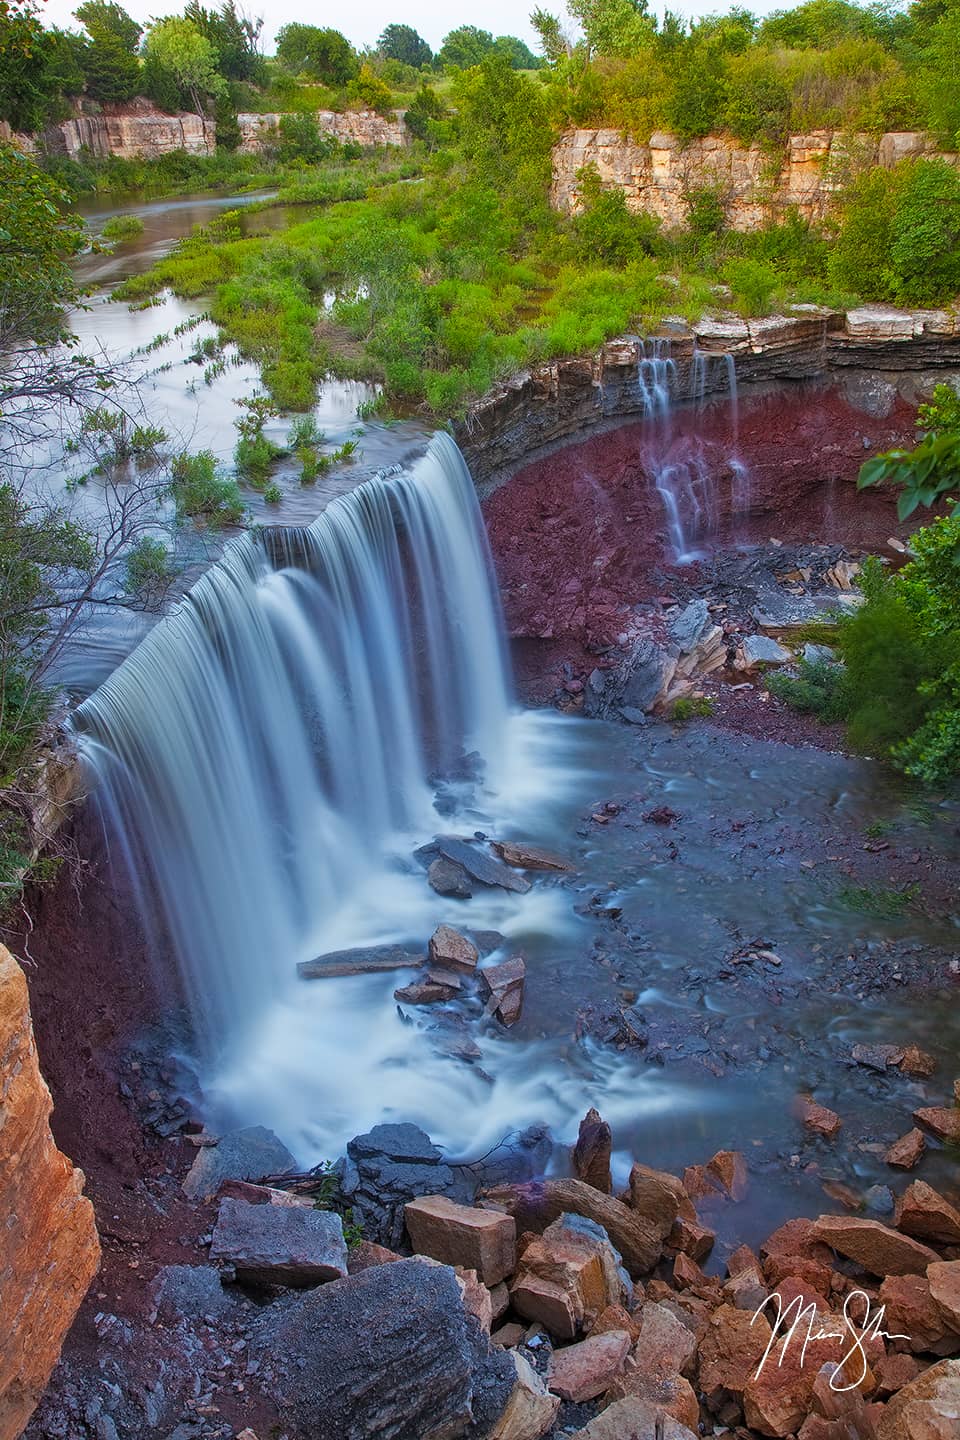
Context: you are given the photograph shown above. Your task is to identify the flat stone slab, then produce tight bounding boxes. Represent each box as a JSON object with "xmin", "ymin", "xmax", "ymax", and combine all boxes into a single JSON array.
[
  {"xmin": 434, "ymin": 836, "xmax": 532, "ymax": 893},
  {"xmin": 210, "ymin": 1197, "xmax": 347, "ymax": 1286},
  {"xmin": 742, "ymin": 634, "xmax": 792, "ymax": 668},
  {"xmin": 347, "ymin": 1123, "xmax": 444, "ymax": 1164},
  {"xmin": 298, "ymin": 944, "xmax": 423, "ymax": 979},
  {"xmin": 491, "ymin": 840, "xmax": 574, "ymax": 872},
  {"xmin": 751, "ymin": 590, "xmax": 843, "ymax": 629}
]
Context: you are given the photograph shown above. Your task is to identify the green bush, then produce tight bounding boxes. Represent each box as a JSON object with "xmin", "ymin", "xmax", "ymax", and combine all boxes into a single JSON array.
[
  {"xmin": 101, "ymin": 213, "xmax": 145, "ymax": 242},
  {"xmin": 125, "ymin": 535, "xmax": 174, "ymax": 604},
  {"xmin": 767, "ymin": 658, "xmax": 849, "ymax": 720},
  {"xmin": 723, "ymin": 256, "xmax": 779, "ymax": 315},
  {"xmin": 170, "ymin": 450, "xmax": 245, "ymax": 526},
  {"xmin": 574, "ymin": 164, "xmax": 663, "ymax": 265}
]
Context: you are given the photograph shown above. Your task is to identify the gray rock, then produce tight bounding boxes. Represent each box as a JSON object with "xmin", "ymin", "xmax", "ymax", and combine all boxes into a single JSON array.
[
  {"xmin": 340, "ymin": 1123, "xmax": 470, "ymax": 1247},
  {"xmin": 434, "ymin": 836, "xmax": 532, "ymax": 894},
  {"xmin": 210, "ymin": 1197, "xmax": 347, "ymax": 1286},
  {"xmin": 619, "ymin": 706, "xmax": 647, "ymax": 725},
  {"xmin": 298, "ymin": 944, "xmax": 423, "ymax": 979},
  {"xmin": 741, "ymin": 633, "xmax": 792, "ymax": 668},
  {"xmin": 669, "ymin": 598, "xmax": 711, "ymax": 653},
  {"xmin": 253, "ymin": 1258, "xmax": 516, "ymax": 1440},
  {"xmin": 149, "ymin": 1265, "xmax": 238, "ymax": 1324},
  {"xmin": 427, "ymin": 856, "xmax": 474, "ymax": 898},
  {"xmin": 348, "ymin": 1123, "xmax": 443, "ymax": 1164},
  {"xmin": 802, "ymin": 641, "xmax": 837, "ymax": 665},
  {"xmin": 182, "ymin": 1125, "xmax": 297, "ymax": 1201},
  {"xmin": 619, "ymin": 637, "xmax": 675, "ymax": 714},
  {"xmin": 751, "ymin": 589, "xmax": 840, "ymax": 629}
]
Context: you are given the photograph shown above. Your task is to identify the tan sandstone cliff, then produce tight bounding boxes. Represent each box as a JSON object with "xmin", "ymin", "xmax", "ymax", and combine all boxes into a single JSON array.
[
  {"xmin": 0, "ymin": 944, "xmax": 99, "ymax": 1440},
  {"xmin": 552, "ymin": 127, "xmax": 960, "ymax": 230}
]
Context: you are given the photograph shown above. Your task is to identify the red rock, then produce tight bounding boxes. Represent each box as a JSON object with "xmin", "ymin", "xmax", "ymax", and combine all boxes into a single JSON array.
[
  {"xmin": 217, "ymin": 1179, "xmax": 312, "ymax": 1207},
  {"xmin": 811, "ymin": 1215, "xmax": 938, "ymax": 1276},
  {"xmin": 588, "ymin": 1303, "xmax": 641, "ymax": 1343},
  {"xmin": 509, "ymin": 1229, "xmax": 607, "ymax": 1341},
  {"xmin": 632, "ymin": 1300, "xmax": 697, "ymax": 1379},
  {"xmin": 761, "ymin": 1219, "xmax": 835, "ymax": 1297},
  {"xmin": 914, "ymin": 1107, "xmax": 960, "ymax": 1145},
  {"xmin": 427, "ymin": 924, "xmax": 478, "ymax": 975},
  {"xmin": 482, "ymin": 1177, "xmax": 661, "ymax": 1278},
  {"xmin": 572, "ymin": 1107, "xmax": 612, "ymax": 1194},
  {"xmin": 743, "ymin": 1318, "xmax": 876, "ymax": 1439},
  {"xmin": 490, "ymin": 1281, "xmax": 509, "ymax": 1323},
  {"xmin": 682, "ymin": 1163, "xmax": 718, "ymax": 1201},
  {"xmin": 0, "ymin": 946, "xmax": 100, "ymax": 1440},
  {"xmin": 455, "ymin": 1267, "xmax": 493, "ymax": 1332},
  {"xmin": 610, "ymin": 1374, "xmax": 700, "ymax": 1431},
  {"xmin": 490, "ymin": 840, "xmax": 573, "ymax": 872},
  {"xmin": 569, "ymin": 1397, "xmax": 698, "ymax": 1438},
  {"xmin": 928, "ymin": 1260, "xmax": 960, "ymax": 1333},
  {"xmin": 669, "ymin": 1213, "xmax": 715, "ymax": 1262},
  {"xmin": 728, "ymin": 1244, "xmax": 763, "ymax": 1280},
  {"xmin": 798, "ymin": 1096, "xmax": 843, "ymax": 1138},
  {"xmin": 491, "ymin": 1321, "xmax": 526, "ymax": 1349},
  {"xmin": 706, "ymin": 1149, "xmax": 749, "ymax": 1201},
  {"xmin": 626, "ymin": 1163, "xmax": 686, "ymax": 1238},
  {"xmin": 874, "ymin": 1351, "xmax": 923, "ymax": 1397},
  {"xmin": 899, "ymin": 1046, "xmax": 937, "ymax": 1078},
  {"xmin": 480, "ymin": 957, "xmax": 526, "ymax": 1027},
  {"xmin": 673, "ymin": 1252, "xmax": 705, "ymax": 1290},
  {"xmin": 547, "ymin": 1330, "xmax": 631, "ymax": 1402},
  {"xmin": 394, "ymin": 981, "xmax": 455, "ymax": 1004},
  {"xmin": 886, "ymin": 1129, "xmax": 926, "ymax": 1170},
  {"xmin": 876, "ymin": 1358, "xmax": 960, "ymax": 1439},
  {"xmin": 487, "ymin": 1350, "xmax": 560, "ymax": 1440},
  {"xmin": 895, "ymin": 1181, "xmax": 960, "ymax": 1246},
  {"xmin": 510, "ymin": 1273, "xmax": 578, "ymax": 1341},
  {"xmin": 878, "ymin": 1273, "xmax": 956, "ymax": 1354},
  {"xmin": 404, "ymin": 1195, "xmax": 516, "ymax": 1285},
  {"xmin": 348, "ymin": 1241, "xmax": 403, "ymax": 1274},
  {"xmin": 698, "ymin": 1302, "xmax": 774, "ymax": 1409}
]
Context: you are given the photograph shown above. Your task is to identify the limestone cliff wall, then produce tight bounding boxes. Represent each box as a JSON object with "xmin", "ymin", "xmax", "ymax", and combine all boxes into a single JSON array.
[
  {"xmin": 551, "ymin": 127, "xmax": 959, "ymax": 230},
  {"xmin": 455, "ymin": 305, "xmax": 960, "ymax": 490},
  {"xmin": 0, "ymin": 944, "xmax": 99, "ymax": 1440},
  {"xmin": 237, "ymin": 108, "xmax": 408, "ymax": 152}
]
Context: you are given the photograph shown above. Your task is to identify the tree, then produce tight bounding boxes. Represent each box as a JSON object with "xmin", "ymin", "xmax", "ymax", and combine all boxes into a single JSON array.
[
  {"xmin": 567, "ymin": 0, "xmax": 654, "ymax": 57},
  {"xmin": 275, "ymin": 24, "xmax": 358, "ymax": 84},
  {"xmin": 531, "ymin": 8, "xmax": 570, "ymax": 63},
  {"xmin": 0, "ymin": 145, "xmax": 83, "ymax": 344},
  {"xmin": 74, "ymin": 0, "xmax": 141, "ymax": 51},
  {"xmin": 0, "ymin": 0, "xmax": 74, "ymax": 130},
  {"xmin": 142, "ymin": 17, "xmax": 225, "ymax": 115},
  {"xmin": 438, "ymin": 25, "xmax": 495, "ymax": 69},
  {"xmin": 492, "ymin": 34, "xmax": 544, "ymax": 68},
  {"xmin": 184, "ymin": 0, "xmax": 265, "ymax": 84},
  {"xmin": 378, "ymin": 22, "xmax": 432, "ymax": 68}
]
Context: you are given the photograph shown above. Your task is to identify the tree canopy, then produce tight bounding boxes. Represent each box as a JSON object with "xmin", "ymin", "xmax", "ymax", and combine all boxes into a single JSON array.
[{"xmin": 378, "ymin": 22, "xmax": 432, "ymax": 68}]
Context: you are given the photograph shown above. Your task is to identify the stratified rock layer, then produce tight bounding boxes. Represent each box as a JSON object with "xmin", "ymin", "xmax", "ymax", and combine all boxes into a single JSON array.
[{"xmin": 0, "ymin": 944, "xmax": 100, "ymax": 1440}]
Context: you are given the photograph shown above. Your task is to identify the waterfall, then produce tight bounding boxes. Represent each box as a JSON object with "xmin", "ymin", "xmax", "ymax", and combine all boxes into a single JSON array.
[
  {"xmin": 692, "ymin": 347, "xmax": 752, "ymax": 526},
  {"xmin": 73, "ymin": 432, "xmax": 512, "ymax": 1063}
]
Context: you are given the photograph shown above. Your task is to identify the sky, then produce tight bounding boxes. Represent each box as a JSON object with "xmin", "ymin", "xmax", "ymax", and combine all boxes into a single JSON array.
[{"xmin": 37, "ymin": 0, "xmax": 791, "ymax": 55}]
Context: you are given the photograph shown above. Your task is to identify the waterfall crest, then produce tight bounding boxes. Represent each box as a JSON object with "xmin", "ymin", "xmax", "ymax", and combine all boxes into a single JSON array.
[{"xmin": 73, "ymin": 432, "xmax": 512, "ymax": 1061}]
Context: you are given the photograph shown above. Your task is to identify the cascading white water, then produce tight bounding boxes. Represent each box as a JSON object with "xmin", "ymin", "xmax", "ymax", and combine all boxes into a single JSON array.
[
  {"xmin": 638, "ymin": 339, "xmax": 721, "ymax": 562},
  {"xmin": 691, "ymin": 347, "xmax": 752, "ymax": 525},
  {"xmin": 73, "ymin": 432, "xmax": 512, "ymax": 1060}
]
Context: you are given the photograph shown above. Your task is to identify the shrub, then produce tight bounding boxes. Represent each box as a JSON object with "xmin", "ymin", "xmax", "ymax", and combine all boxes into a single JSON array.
[
  {"xmin": 101, "ymin": 213, "xmax": 145, "ymax": 242},
  {"xmin": 574, "ymin": 164, "xmax": 663, "ymax": 265},
  {"xmin": 169, "ymin": 450, "xmax": 245, "ymax": 526},
  {"xmin": 767, "ymin": 658, "xmax": 849, "ymax": 720},
  {"xmin": 125, "ymin": 536, "xmax": 174, "ymax": 605},
  {"xmin": 263, "ymin": 483, "xmax": 282, "ymax": 503},
  {"xmin": 723, "ymin": 256, "xmax": 779, "ymax": 315},
  {"xmin": 671, "ymin": 695, "xmax": 716, "ymax": 721}
]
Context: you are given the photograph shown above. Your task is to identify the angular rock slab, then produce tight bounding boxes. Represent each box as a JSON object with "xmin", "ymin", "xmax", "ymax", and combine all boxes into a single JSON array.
[
  {"xmin": 811, "ymin": 1214, "xmax": 938, "ymax": 1276},
  {"xmin": 404, "ymin": 1195, "xmax": 517, "ymax": 1286},
  {"xmin": 182, "ymin": 1126, "xmax": 297, "ymax": 1201},
  {"xmin": 435, "ymin": 836, "xmax": 533, "ymax": 893},
  {"xmin": 876, "ymin": 1358, "xmax": 960, "ymax": 1440},
  {"xmin": 298, "ymin": 944, "xmax": 422, "ymax": 979},
  {"xmin": 210, "ymin": 1197, "xmax": 348, "ymax": 1286},
  {"xmin": 568, "ymin": 1397, "xmax": 698, "ymax": 1439},
  {"xmin": 252, "ymin": 1257, "xmax": 515, "ymax": 1440}
]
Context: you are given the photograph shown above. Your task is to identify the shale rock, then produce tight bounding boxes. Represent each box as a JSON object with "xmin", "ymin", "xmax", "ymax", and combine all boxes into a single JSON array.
[
  {"xmin": 149, "ymin": 1264, "xmax": 240, "ymax": 1324},
  {"xmin": 878, "ymin": 1273, "xmax": 958, "ymax": 1355},
  {"xmin": 740, "ymin": 634, "xmax": 792, "ymax": 669},
  {"xmin": 797, "ymin": 1096, "xmax": 843, "ymax": 1138},
  {"xmin": 886, "ymin": 1129, "xmax": 926, "ymax": 1170},
  {"xmin": 404, "ymin": 1195, "xmax": 516, "ymax": 1285},
  {"xmin": 490, "ymin": 840, "xmax": 573, "ymax": 872},
  {"xmin": 811, "ymin": 1214, "xmax": 938, "ymax": 1276},
  {"xmin": 210, "ymin": 1196, "xmax": 348, "ymax": 1286},
  {"xmin": 914, "ymin": 1107, "xmax": 960, "ymax": 1146},
  {"xmin": 427, "ymin": 856, "xmax": 473, "ymax": 897},
  {"xmin": 298, "ymin": 944, "xmax": 423, "ymax": 979},
  {"xmin": 481, "ymin": 956, "xmax": 526, "ymax": 1027},
  {"xmin": 0, "ymin": 946, "xmax": 99, "ymax": 1440},
  {"xmin": 338, "ymin": 1123, "xmax": 469, "ymax": 1248},
  {"xmin": 434, "ymin": 836, "xmax": 532, "ymax": 893},
  {"xmin": 182, "ymin": 1125, "xmax": 297, "ymax": 1201},
  {"xmin": 253, "ymin": 1257, "xmax": 516, "ymax": 1440},
  {"xmin": 928, "ymin": 1260, "xmax": 960, "ymax": 1333},
  {"xmin": 428, "ymin": 924, "xmax": 479, "ymax": 975}
]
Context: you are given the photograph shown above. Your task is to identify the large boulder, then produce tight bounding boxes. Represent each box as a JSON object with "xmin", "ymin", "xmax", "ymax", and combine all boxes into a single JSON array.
[
  {"xmin": 404, "ymin": 1195, "xmax": 516, "ymax": 1285},
  {"xmin": 338, "ymin": 1123, "xmax": 470, "ymax": 1248},
  {"xmin": 876, "ymin": 1358, "xmax": 960, "ymax": 1439},
  {"xmin": 182, "ymin": 1125, "xmax": 297, "ymax": 1201},
  {"xmin": 0, "ymin": 946, "xmax": 100, "ymax": 1440},
  {"xmin": 509, "ymin": 1213, "xmax": 627, "ymax": 1341},
  {"xmin": 253, "ymin": 1257, "xmax": 516, "ymax": 1440},
  {"xmin": 209, "ymin": 1196, "xmax": 348, "ymax": 1286},
  {"xmin": 625, "ymin": 1163, "xmax": 687, "ymax": 1239}
]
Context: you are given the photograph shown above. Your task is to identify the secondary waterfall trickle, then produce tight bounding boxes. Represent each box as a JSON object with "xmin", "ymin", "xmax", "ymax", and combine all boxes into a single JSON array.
[{"xmin": 73, "ymin": 432, "xmax": 512, "ymax": 1062}]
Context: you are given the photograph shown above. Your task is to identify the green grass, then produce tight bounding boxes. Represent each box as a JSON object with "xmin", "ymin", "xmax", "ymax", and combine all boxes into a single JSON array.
[
  {"xmin": 101, "ymin": 214, "xmax": 145, "ymax": 242},
  {"xmin": 837, "ymin": 883, "xmax": 921, "ymax": 919}
]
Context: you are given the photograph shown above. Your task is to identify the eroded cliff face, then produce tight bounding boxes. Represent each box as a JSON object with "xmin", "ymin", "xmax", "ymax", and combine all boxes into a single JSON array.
[
  {"xmin": 0, "ymin": 945, "xmax": 100, "ymax": 1440},
  {"xmin": 237, "ymin": 108, "xmax": 408, "ymax": 151},
  {"xmin": 551, "ymin": 127, "xmax": 960, "ymax": 229}
]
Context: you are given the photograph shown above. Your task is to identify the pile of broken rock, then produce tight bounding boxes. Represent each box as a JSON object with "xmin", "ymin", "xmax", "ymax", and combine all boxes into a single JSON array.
[{"xmin": 176, "ymin": 1103, "xmax": 960, "ymax": 1440}]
